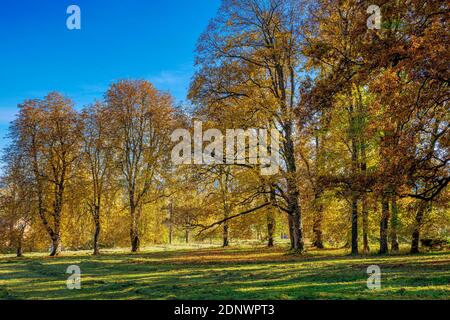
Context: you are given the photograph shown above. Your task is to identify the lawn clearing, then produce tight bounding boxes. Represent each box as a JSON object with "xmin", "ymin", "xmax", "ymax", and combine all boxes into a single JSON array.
[{"xmin": 0, "ymin": 246, "xmax": 449, "ymax": 300}]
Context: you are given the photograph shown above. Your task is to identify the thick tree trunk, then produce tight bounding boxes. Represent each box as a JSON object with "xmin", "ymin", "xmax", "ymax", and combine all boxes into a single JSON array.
[
  {"xmin": 267, "ymin": 212, "xmax": 275, "ymax": 248},
  {"xmin": 131, "ymin": 234, "xmax": 140, "ymax": 252},
  {"xmin": 168, "ymin": 201, "xmax": 173, "ymax": 245},
  {"xmin": 16, "ymin": 243, "xmax": 23, "ymax": 258},
  {"xmin": 130, "ymin": 204, "xmax": 140, "ymax": 253},
  {"xmin": 362, "ymin": 194, "xmax": 370, "ymax": 253},
  {"xmin": 92, "ymin": 201, "xmax": 101, "ymax": 255},
  {"xmin": 286, "ymin": 173, "xmax": 304, "ymax": 252},
  {"xmin": 349, "ymin": 101, "xmax": 359, "ymax": 255},
  {"xmin": 411, "ymin": 202, "xmax": 427, "ymax": 254},
  {"xmin": 223, "ymin": 222, "xmax": 229, "ymax": 247},
  {"xmin": 360, "ymin": 128, "xmax": 370, "ymax": 254},
  {"xmin": 185, "ymin": 228, "xmax": 190, "ymax": 244},
  {"xmin": 287, "ymin": 215, "xmax": 294, "ymax": 249},
  {"xmin": 49, "ymin": 233, "xmax": 61, "ymax": 257},
  {"xmin": 351, "ymin": 192, "xmax": 359, "ymax": 255},
  {"xmin": 284, "ymin": 121, "xmax": 304, "ymax": 253},
  {"xmin": 390, "ymin": 194, "xmax": 399, "ymax": 253},
  {"xmin": 93, "ymin": 221, "xmax": 101, "ymax": 256},
  {"xmin": 291, "ymin": 207, "xmax": 303, "ymax": 252},
  {"xmin": 379, "ymin": 194, "xmax": 390, "ymax": 254}
]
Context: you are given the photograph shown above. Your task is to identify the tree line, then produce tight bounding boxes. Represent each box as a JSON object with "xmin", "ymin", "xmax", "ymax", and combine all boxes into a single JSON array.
[{"xmin": 0, "ymin": 0, "xmax": 448, "ymax": 257}]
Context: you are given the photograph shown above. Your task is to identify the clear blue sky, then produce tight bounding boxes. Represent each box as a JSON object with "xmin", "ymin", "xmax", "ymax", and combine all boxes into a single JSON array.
[{"xmin": 0, "ymin": 0, "xmax": 221, "ymax": 160}]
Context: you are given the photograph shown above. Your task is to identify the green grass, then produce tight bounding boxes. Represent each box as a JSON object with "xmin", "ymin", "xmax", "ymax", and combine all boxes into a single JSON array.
[{"xmin": 0, "ymin": 245, "xmax": 449, "ymax": 300}]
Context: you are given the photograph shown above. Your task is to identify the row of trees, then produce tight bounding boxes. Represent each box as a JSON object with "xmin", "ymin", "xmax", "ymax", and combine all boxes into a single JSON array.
[
  {"xmin": 1, "ymin": 0, "xmax": 448, "ymax": 257},
  {"xmin": 1, "ymin": 82, "xmax": 176, "ymax": 256}
]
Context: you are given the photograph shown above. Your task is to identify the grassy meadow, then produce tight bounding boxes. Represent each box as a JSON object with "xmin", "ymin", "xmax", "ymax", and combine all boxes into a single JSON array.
[{"xmin": 0, "ymin": 245, "xmax": 448, "ymax": 300}]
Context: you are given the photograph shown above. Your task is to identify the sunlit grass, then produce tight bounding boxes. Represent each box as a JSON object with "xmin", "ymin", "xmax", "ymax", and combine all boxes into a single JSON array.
[{"xmin": 0, "ymin": 245, "xmax": 448, "ymax": 300}]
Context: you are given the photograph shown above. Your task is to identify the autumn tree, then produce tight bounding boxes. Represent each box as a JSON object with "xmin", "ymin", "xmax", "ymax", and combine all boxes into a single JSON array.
[
  {"xmin": 81, "ymin": 102, "xmax": 114, "ymax": 255},
  {"xmin": 106, "ymin": 80, "xmax": 175, "ymax": 252},
  {"xmin": 10, "ymin": 93, "xmax": 81, "ymax": 256},
  {"xmin": 0, "ymin": 151, "xmax": 33, "ymax": 257},
  {"xmin": 190, "ymin": 0, "xmax": 307, "ymax": 252}
]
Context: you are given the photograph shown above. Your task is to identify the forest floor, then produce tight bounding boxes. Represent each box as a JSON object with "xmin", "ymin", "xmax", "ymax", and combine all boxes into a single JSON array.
[{"xmin": 0, "ymin": 245, "xmax": 449, "ymax": 300}]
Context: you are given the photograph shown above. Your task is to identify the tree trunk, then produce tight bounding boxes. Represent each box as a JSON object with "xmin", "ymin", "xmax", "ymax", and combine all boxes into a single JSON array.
[
  {"xmin": 267, "ymin": 212, "xmax": 275, "ymax": 248},
  {"xmin": 411, "ymin": 202, "xmax": 428, "ymax": 254},
  {"xmin": 130, "ymin": 204, "xmax": 140, "ymax": 253},
  {"xmin": 286, "ymin": 175, "xmax": 304, "ymax": 252},
  {"xmin": 16, "ymin": 242, "xmax": 23, "ymax": 258},
  {"xmin": 223, "ymin": 222, "xmax": 229, "ymax": 247},
  {"xmin": 168, "ymin": 201, "xmax": 173, "ymax": 245},
  {"xmin": 348, "ymin": 100, "xmax": 360, "ymax": 256},
  {"xmin": 362, "ymin": 194, "xmax": 370, "ymax": 253},
  {"xmin": 185, "ymin": 228, "xmax": 190, "ymax": 244},
  {"xmin": 390, "ymin": 194, "xmax": 399, "ymax": 253},
  {"xmin": 351, "ymin": 192, "xmax": 359, "ymax": 255},
  {"xmin": 291, "ymin": 207, "xmax": 303, "ymax": 252},
  {"xmin": 93, "ymin": 220, "xmax": 101, "ymax": 256},
  {"xmin": 131, "ymin": 234, "xmax": 140, "ymax": 252},
  {"xmin": 284, "ymin": 121, "xmax": 304, "ymax": 253},
  {"xmin": 49, "ymin": 233, "xmax": 61, "ymax": 257},
  {"xmin": 360, "ymin": 125, "xmax": 370, "ymax": 254},
  {"xmin": 379, "ymin": 194, "xmax": 390, "ymax": 254},
  {"xmin": 287, "ymin": 215, "xmax": 294, "ymax": 249}
]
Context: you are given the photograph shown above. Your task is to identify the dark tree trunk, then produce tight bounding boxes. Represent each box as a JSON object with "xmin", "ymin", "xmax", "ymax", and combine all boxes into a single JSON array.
[
  {"xmin": 49, "ymin": 234, "xmax": 61, "ymax": 257},
  {"xmin": 390, "ymin": 194, "xmax": 399, "ymax": 253},
  {"xmin": 286, "ymin": 174, "xmax": 304, "ymax": 252},
  {"xmin": 92, "ymin": 201, "xmax": 101, "ymax": 256},
  {"xmin": 284, "ymin": 121, "xmax": 304, "ymax": 253},
  {"xmin": 411, "ymin": 202, "xmax": 428, "ymax": 254},
  {"xmin": 93, "ymin": 222, "xmax": 101, "ymax": 255},
  {"xmin": 379, "ymin": 194, "xmax": 390, "ymax": 254},
  {"xmin": 362, "ymin": 194, "xmax": 370, "ymax": 253},
  {"xmin": 351, "ymin": 192, "xmax": 359, "ymax": 255},
  {"xmin": 267, "ymin": 213, "xmax": 275, "ymax": 248},
  {"xmin": 16, "ymin": 244, "xmax": 23, "ymax": 258},
  {"xmin": 168, "ymin": 201, "xmax": 173, "ymax": 245},
  {"xmin": 131, "ymin": 234, "xmax": 140, "ymax": 252},
  {"xmin": 287, "ymin": 215, "xmax": 294, "ymax": 249},
  {"xmin": 349, "ymin": 100, "xmax": 359, "ymax": 255},
  {"xmin": 223, "ymin": 222, "xmax": 229, "ymax": 247},
  {"xmin": 185, "ymin": 228, "xmax": 190, "ymax": 244},
  {"xmin": 128, "ymin": 192, "xmax": 140, "ymax": 253},
  {"xmin": 291, "ymin": 208, "xmax": 303, "ymax": 252},
  {"xmin": 360, "ymin": 129, "xmax": 370, "ymax": 254},
  {"xmin": 130, "ymin": 203, "xmax": 141, "ymax": 253}
]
